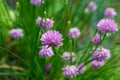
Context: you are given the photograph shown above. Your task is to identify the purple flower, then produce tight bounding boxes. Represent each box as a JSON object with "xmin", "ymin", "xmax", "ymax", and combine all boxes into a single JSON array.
[
  {"xmin": 41, "ymin": 30, "xmax": 63, "ymax": 47},
  {"xmin": 68, "ymin": 28, "xmax": 81, "ymax": 38},
  {"xmin": 30, "ymin": 0, "xmax": 42, "ymax": 6},
  {"xmin": 36, "ymin": 17, "xmax": 42, "ymax": 26},
  {"xmin": 105, "ymin": 7, "xmax": 117, "ymax": 18},
  {"xmin": 92, "ymin": 33, "xmax": 101, "ymax": 45},
  {"xmin": 97, "ymin": 18, "xmax": 118, "ymax": 33},
  {"xmin": 93, "ymin": 46, "xmax": 111, "ymax": 61},
  {"xmin": 9, "ymin": 28, "xmax": 23, "ymax": 39},
  {"xmin": 62, "ymin": 52, "xmax": 76, "ymax": 62},
  {"xmin": 36, "ymin": 17, "xmax": 54, "ymax": 29},
  {"xmin": 85, "ymin": 1, "xmax": 97, "ymax": 12},
  {"xmin": 77, "ymin": 63, "xmax": 86, "ymax": 74},
  {"xmin": 39, "ymin": 45, "xmax": 54, "ymax": 58},
  {"xmin": 45, "ymin": 64, "xmax": 52, "ymax": 74},
  {"xmin": 62, "ymin": 65, "xmax": 79, "ymax": 78},
  {"xmin": 91, "ymin": 60, "xmax": 105, "ymax": 68},
  {"xmin": 45, "ymin": 18, "xmax": 54, "ymax": 29}
]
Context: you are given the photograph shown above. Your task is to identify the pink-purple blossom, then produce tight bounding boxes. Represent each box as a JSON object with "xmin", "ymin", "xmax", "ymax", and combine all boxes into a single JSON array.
[
  {"xmin": 91, "ymin": 60, "xmax": 105, "ymax": 68},
  {"xmin": 36, "ymin": 17, "xmax": 42, "ymax": 26},
  {"xmin": 36, "ymin": 17, "xmax": 54, "ymax": 29},
  {"xmin": 30, "ymin": 0, "xmax": 42, "ymax": 6},
  {"xmin": 9, "ymin": 28, "xmax": 23, "ymax": 39},
  {"xmin": 77, "ymin": 63, "xmax": 86, "ymax": 74},
  {"xmin": 92, "ymin": 33, "xmax": 101, "ymax": 45},
  {"xmin": 45, "ymin": 64, "xmax": 52, "ymax": 74},
  {"xmin": 62, "ymin": 65, "xmax": 79, "ymax": 78},
  {"xmin": 85, "ymin": 1, "xmax": 97, "ymax": 12},
  {"xmin": 97, "ymin": 18, "xmax": 118, "ymax": 33},
  {"xmin": 92, "ymin": 47, "xmax": 111, "ymax": 61},
  {"xmin": 105, "ymin": 7, "xmax": 117, "ymax": 18},
  {"xmin": 62, "ymin": 52, "xmax": 76, "ymax": 62},
  {"xmin": 45, "ymin": 18, "xmax": 54, "ymax": 29},
  {"xmin": 41, "ymin": 30, "xmax": 63, "ymax": 47},
  {"xmin": 68, "ymin": 28, "xmax": 81, "ymax": 38},
  {"xmin": 39, "ymin": 45, "xmax": 54, "ymax": 58}
]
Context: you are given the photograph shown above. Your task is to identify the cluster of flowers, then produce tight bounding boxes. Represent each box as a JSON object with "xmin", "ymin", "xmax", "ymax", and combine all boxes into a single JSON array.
[
  {"xmin": 85, "ymin": 1, "xmax": 117, "ymax": 19},
  {"xmin": 91, "ymin": 46, "xmax": 111, "ymax": 68},
  {"xmin": 39, "ymin": 23, "xmax": 80, "ymax": 58},
  {"xmin": 89, "ymin": 1, "xmax": 118, "ymax": 69},
  {"xmin": 8, "ymin": 0, "xmax": 118, "ymax": 79},
  {"xmin": 37, "ymin": 18, "xmax": 83, "ymax": 78},
  {"xmin": 62, "ymin": 63, "xmax": 85, "ymax": 78},
  {"xmin": 36, "ymin": 17, "xmax": 54, "ymax": 30}
]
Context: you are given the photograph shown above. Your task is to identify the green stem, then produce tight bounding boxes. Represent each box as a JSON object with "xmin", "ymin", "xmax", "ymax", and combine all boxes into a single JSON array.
[
  {"xmin": 100, "ymin": 33, "xmax": 107, "ymax": 45},
  {"xmin": 69, "ymin": 40, "xmax": 72, "ymax": 65},
  {"xmin": 78, "ymin": 29, "xmax": 98, "ymax": 64},
  {"xmin": 53, "ymin": 47, "xmax": 62, "ymax": 58}
]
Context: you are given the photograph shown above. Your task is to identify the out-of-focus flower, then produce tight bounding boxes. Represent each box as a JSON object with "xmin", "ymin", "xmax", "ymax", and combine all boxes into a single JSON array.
[
  {"xmin": 45, "ymin": 63, "xmax": 52, "ymax": 74},
  {"xmin": 36, "ymin": 17, "xmax": 54, "ymax": 29},
  {"xmin": 91, "ymin": 60, "xmax": 105, "ymax": 68},
  {"xmin": 105, "ymin": 7, "xmax": 117, "ymax": 18},
  {"xmin": 62, "ymin": 65, "xmax": 79, "ymax": 78},
  {"xmin": 85, "ymin": 1, "xmax": 97, "ymax": 12},
  {"xmin": 62, "ymin": 52, "xmax": 76, "ymax": 62},
  {"xmin": 36, "ymin": 17, "xmax": 42, "ymax": 26},
  {"xmin": 92, "ymin": 33, "xmax": 101, "ymax": 45},
  {"xmin": 45, "ymin": 18, "xmax": 54, "ymax": 29},
  {"xmin": 30, "ymin": 0, "xmax": 42, "ymax": 6},
  {"xmin": 93, "ymin": 46, "xmax": 111, "ymax": 61},
  {"xmin": 97, "ymin": 18, "xmax": 118, "ymax": 33},
  {"xmin": 77, "ymin": 63, "xmax": 86, "ymax": 74},
  {"xmin": 41, "ymin": 30, "xmax": 63, "ymax": 47},
  {"xmin": 9, "ymin": 28, "xmax": 23, "ymax": 39},
  {"xmin": 39, "ymin": 45, "xmax": 54, "ymax": 58},
  {"xmin": 68, "ymin": 28, "xmax": 81, "ymax": 38}
]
